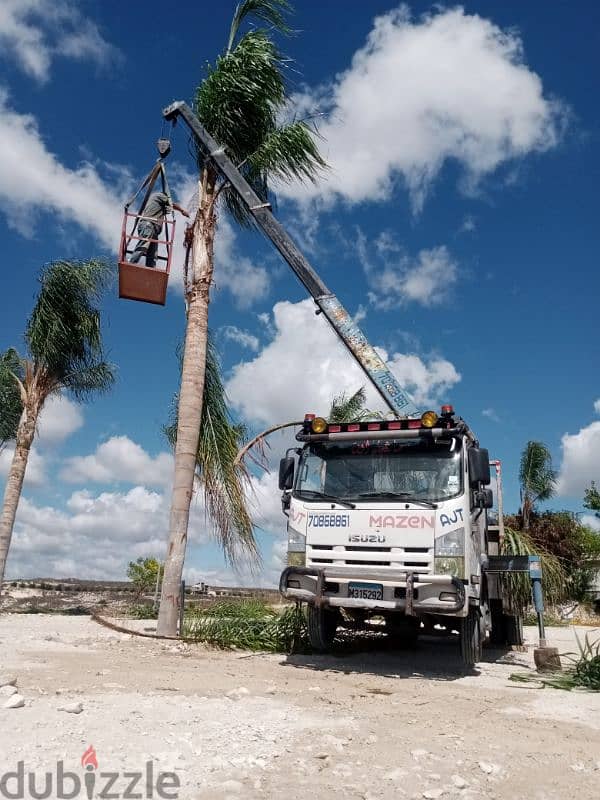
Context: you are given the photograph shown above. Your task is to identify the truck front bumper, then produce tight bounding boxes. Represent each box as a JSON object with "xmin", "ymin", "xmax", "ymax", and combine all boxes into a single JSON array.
[{"xmin": 279, "ymin": 566, "xmax": 466, "ymax": 615}]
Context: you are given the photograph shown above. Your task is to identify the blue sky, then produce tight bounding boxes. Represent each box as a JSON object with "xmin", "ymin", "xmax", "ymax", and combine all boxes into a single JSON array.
[{"xmin": 0, "ymin": 0, "xmax": 598, "ymax": 584}]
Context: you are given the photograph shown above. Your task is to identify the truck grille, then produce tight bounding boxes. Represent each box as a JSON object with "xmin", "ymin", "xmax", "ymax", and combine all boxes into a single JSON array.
[{"xmin": 307, "ymin": 545, "xmax": 433, "ymax": 573}]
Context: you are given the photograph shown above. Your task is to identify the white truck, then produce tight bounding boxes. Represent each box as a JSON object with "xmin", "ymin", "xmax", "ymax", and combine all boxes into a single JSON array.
[{"xmin": 279, "ymin": 405, "xmax": 523, "ymax": 666}]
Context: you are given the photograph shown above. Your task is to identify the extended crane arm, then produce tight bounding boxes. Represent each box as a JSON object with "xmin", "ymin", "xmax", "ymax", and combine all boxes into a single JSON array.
[{"xmin": 163, "ymin": 100, "xmax": 419, "ymax": 418}]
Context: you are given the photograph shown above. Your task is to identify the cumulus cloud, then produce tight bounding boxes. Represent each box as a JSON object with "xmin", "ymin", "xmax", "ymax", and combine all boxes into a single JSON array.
[
  {"xmin": 0, "ymin": 90, "xmax": 124, "ymax": 246},
  {"xmin": 594, "ymin": 399, "xmax": 600, "ymax": 415},
  {"xmin": 213, "ymin": 216, "xmax": 270, "ymax": 308},
  {"xmin": 482, "ymin": 408, "xmax": 500, "ymax": 423},
  {"xmin": 278, "ymin": 6, "xmax": 565, "ymax": 211},
  {"xmin": 220, "ymin": 325, "xmax": 260, "ymax": 352},
  {"xmin": 557, "ymin": 421, "xmax": 600, "ymax": 497},
  {"xmin": 36, "ymin": 395, "xmax": 84, "ymax": 445},
  {"xmin": 0, "ymin": 0, "xmax": 119, "ymax": 83},
  {"xmin": 61, "ymin": 436, "xmax": 173, "ymax": 488},
  {"xmin": 358, "ymin": 229, "xmax": 458, "ymax": 308},
  {"xmin": 226, "ymin": 299, "xmax": 460, "ymax": 425}
]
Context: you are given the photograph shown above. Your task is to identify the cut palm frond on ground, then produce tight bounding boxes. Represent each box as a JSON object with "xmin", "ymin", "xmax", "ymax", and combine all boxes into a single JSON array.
[{"xmin": 510, "ymin": 632, "xmax": 600, "ymax": 691}]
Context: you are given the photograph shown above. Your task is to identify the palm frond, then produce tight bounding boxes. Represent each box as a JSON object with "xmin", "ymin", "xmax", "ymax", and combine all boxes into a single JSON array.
[
  {"xmin": 502, "ymin": 526, "xmax": 567, "ymax": 606},
  {"xmin": 165, "ymin": 336, "xmax": 258, "ymax": 565},
  {"xmin": 247, "ymin": 120, "xmax": 328, "ymax": 184},
  {"xmin": 25, "ymin": 259, "xmax": 115, "ymax": 400},
  {"xmin": 329, "ymin": 387, "xmax": 382, "ymax": 423},
  {"xmin": 227, "ymin": 0, "xmax": 291, "ymax": 52},
  {"xmin": 0, "ymin": 348, "xmax": 24, "ymax": 450}
]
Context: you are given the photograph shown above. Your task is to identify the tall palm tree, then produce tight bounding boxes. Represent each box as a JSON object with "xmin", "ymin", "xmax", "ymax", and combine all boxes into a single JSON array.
[
  {"xmin": 519, "ymin": 440, "xmax": 557, "ymax": 530},
  {"xmin": 157, "ymin": 0, "xmax": 326, "ymax": 635},
  {"xmin": 164, "ymin": 335, "xmax": 257, "ymax": 565},
  {"xmin": 0, "ymin": 259, "xmax": 114, "ymax": 590},
  {"xmin": 0, "ymin": 349, "xmax": 22, "ymax": 453}
]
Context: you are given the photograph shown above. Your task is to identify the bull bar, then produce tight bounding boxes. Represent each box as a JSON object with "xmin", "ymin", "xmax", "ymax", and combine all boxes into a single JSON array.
[{"xmin": 279, "ymin": 566, "xmax": 466, "ymax": 615}]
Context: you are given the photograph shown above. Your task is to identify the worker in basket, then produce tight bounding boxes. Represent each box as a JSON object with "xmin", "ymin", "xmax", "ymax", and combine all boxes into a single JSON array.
[{"xmin": 130, "ymin": 191, "xmax": 190, "ymax": 267}]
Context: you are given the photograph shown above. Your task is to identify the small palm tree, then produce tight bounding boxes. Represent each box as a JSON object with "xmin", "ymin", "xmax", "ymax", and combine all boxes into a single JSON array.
[
  {"xmin": 329, "ymin": 387, "xmax": 381, "ymax": 423},
  {"xmin": 0, "ymin": 260, "xmax": 114, "ymax": 590},
  {"xmin": 158, "ymin": 0, "xmax": 326, "ymax": 636},
  {"xmin": 519, "ymin": 440, "xmax": 557, "ymax": 530}
]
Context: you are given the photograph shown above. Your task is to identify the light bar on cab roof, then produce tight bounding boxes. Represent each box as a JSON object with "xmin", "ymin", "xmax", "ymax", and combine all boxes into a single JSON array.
[{"xmin": 298, "ymin": 406, "xmax": 458, "ymax": 441}]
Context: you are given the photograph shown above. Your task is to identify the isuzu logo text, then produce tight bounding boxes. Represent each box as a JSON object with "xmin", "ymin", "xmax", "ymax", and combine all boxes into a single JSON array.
[
  {"xmin": 369, "ymin": 514, "xmax": 435, "ymax": 529},
  {"xmin": 348, "ymin": 534, "xmax": 386, "ymax": 543}
]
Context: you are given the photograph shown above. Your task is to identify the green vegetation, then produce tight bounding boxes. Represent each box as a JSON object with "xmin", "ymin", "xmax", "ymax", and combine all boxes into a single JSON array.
[
  {"xmin": 183, "ymin": 599, "xmax": 309, "ymax": 653},
  {"xmin": 127, "ymin": 557, "xmax": 163, "ymax": 597},
  {"xmin": 510, "ymin": 632, "xmax": 600, "ymax": 691},
  {"xmin": 519, "ymin": 441, "xmax": 557, "ymax": 530},
  {"xmin": 584, "ymin": 482, "xmax": 600, "ymax": 518}
]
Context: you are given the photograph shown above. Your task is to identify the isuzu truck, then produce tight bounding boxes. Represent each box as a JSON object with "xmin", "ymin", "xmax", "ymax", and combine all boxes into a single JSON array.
[{"xmin": 279, "ymin": 405, "xmax": 522, "ymax": 666}]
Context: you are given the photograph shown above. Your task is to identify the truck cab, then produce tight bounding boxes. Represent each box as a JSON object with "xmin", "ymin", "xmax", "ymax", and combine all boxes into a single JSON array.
[{"xmin": 279, "ymin": 405, "xmax": 499, "ymax": 666}]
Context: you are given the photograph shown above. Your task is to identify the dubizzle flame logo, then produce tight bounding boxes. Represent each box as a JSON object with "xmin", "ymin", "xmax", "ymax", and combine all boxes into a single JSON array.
[{"xmin": 81, "ymin": 745, "xmax": 98, "ymax": 770}]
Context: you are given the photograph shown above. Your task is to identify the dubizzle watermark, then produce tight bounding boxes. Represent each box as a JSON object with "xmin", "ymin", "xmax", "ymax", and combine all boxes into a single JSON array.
[{"xmin": 0, "ymin": 746, "xmax": 180, "ymax": 799}]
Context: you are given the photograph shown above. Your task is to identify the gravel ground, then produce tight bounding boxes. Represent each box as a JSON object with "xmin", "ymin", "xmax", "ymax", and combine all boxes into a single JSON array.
[{"xmin": 1, "ymin": 614, "xmax": 599, "ymax": 799}]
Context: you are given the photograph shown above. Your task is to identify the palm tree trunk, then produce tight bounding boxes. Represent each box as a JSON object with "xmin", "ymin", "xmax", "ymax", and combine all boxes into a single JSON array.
[
  {"xmin": 157, "ymin": 172, "xmax": 216, "ymax": 637},
  {"xmin": 0, "ymin": 409, "xmax": 36, "ymax": 593}
]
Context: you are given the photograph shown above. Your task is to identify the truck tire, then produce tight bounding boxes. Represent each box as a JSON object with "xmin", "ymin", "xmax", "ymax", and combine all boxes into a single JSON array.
[
  {"xmin": 459, "ymin": 607, "xmax": 482, "ymax": 667},
  {"xmin": 503, "ymin": 612, "xmax": 524, "ymax": 646},
  {"xmin": 307, "ymin": 605, "xmax": 339, "ymax": 652}
]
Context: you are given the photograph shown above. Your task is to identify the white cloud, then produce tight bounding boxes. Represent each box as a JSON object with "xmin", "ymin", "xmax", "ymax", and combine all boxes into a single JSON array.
[
  {"xmin": 226, "ymin": 299, "xmax": 460, "ymax": 426},
  {"xmin": 0, "ymin": 0, "xmax": 118, "ymax": 83},
  {"xmin": 36, "ymin": 395, "xmax": 84, "ymax": 445},
  {"xmin": 482, "ymin": 408, "xmax": 500, "ymax": 423},
  {"xmin": 581, "ymin": 514, "xmax": 600, "ymax": 533},
  {"xmin": 594, "ymin": 399, "xmax": 600, "ymax": 415},
  {"xmin": 557, "ymin": 421, "xmax": 600, "ymax": 497},
  {"xmin": 213, "ymin": 216, "xmax": 270, "ymax": 308},
  {"xmin": 61, "ymin": 436, "xmax": 173, "ymax": 488},
  {"xmin": 279, "ymin": 6, "xmax": 565, "ymax": 211},
  {"xmin": 220, "ymin": 325, "xmax": 260, "ymax": 352},
  {"xmin": 460, "ymin": 215, "xmax": 477, "ymax": 234},
  {"xmin": 358, "ymin": 230, "xmax": 458, "ymax": 308},
  {"xmin": 0, "ymin": 445, "xmax": 46, "ymax": 487},
  {"xmin": 0, "ymin": 90, "xmax": 124, "ymax": 246}
]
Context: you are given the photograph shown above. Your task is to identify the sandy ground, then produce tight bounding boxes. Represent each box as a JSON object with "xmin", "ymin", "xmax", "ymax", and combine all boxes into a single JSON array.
[{"xmin": 1, "ymin": 615, "xmax": 599, "ymax": 800}]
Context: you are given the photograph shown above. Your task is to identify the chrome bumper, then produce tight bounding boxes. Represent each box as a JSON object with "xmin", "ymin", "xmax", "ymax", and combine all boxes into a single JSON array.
[{"xmin": 279, "ymin": 566, "xmax": 466, "ymax": 615}]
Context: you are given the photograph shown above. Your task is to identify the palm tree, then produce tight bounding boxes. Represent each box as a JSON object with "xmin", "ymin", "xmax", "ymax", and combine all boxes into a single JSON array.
[
  {"xmin": 0, "ymin": 259, "xmax": 114, "ymax": 590},
  {"xmin": 157, "ymin": 0, "xmax": 326, "ymax": 636},
  {"xmin": 519, "ymin": 440, "xmax": 557, "ymax": 530},
  {"xmin": 164, "ymin": 336, "xmax": 257, "ymax": 565},
  {"xmin": 0, "ymin": 349, "xmax": 22, "ymax": 453}
]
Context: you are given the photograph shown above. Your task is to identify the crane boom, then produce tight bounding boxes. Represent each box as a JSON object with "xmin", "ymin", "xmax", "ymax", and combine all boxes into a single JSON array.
[{"xmin": 163, "ymin": 100, "xmax": 419, "ymax": 418}]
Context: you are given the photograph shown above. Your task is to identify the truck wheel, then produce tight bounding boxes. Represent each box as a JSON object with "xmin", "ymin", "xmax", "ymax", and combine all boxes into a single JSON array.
[
  {"xmin": 307, "ymin": 605, "xmax": 339, "ymax": 652},
  {"xmin": 503, "ymin": 613, "xmax": 524, "ymax": 646},
  {"xmin": 459, "ymin": 607, "xmax": 482, "ymax": 667}
]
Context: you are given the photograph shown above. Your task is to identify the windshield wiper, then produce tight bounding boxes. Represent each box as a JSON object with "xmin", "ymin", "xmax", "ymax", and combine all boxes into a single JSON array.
[
  {"xmin": 296, "ymin": 490, "xmax": 356, "ymax": 509},
  {"xmin": 355, "ymin": 492, "xmax": 438, "ymax": 509}
]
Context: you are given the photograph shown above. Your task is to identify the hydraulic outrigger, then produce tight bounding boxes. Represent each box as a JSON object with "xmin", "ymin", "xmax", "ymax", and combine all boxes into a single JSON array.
[{"xmin": 162, "ymin": 100, "xmax": 559, "ymax": 667}]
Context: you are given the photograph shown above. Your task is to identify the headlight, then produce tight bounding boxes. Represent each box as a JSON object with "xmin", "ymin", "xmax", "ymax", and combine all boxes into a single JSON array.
[
  {"xmin": 434, "ymin": 556, "xmax": 464, "ymax": 578},
  {"xmin": 287, "ymin": 552, "xmax": 306, "ymax": 567},
  {"xmin": 288, "ymin": 527, "xmax": 306, "ymax": 553},
  {"xmin": 435, "ymin": 527, "xmax": 465, "ymax": 557},
  {"xmin": 434, "ymin": 527, "xmax": 465, "ymax": 578}
]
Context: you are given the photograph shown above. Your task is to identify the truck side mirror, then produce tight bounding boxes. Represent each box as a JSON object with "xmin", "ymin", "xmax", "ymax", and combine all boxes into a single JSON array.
[
  {"xmin": 278, "ymin": 457, "xmax": 295, "ymax": 491},
  {"xmin": 474, "ymin": 488, "xmax": 494, "ymax": 509},
  {"xmin": 468, "ymin": 448, "xmax": 491, "ymax": 487}
]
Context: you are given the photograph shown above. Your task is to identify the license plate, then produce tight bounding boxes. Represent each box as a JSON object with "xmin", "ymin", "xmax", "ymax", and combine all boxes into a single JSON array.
[{"xmin": 348, "ymin": 582, "xmax": 383, "ymax": 601}]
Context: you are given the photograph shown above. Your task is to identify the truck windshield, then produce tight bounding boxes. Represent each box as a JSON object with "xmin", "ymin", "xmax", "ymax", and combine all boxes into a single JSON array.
[{"xmin": 295, "ymin": 439, "xmax": 463, "ymax": 503}]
